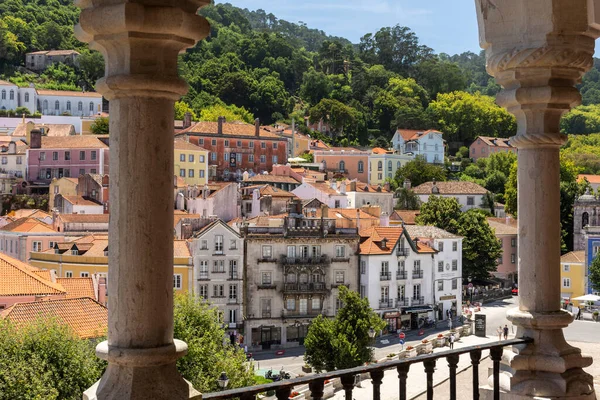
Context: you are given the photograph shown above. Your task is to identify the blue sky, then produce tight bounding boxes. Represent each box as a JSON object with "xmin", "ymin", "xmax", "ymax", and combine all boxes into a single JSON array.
[{"xmin": 216, "ymin": 0, "xmax": 481, "ymax": 55}]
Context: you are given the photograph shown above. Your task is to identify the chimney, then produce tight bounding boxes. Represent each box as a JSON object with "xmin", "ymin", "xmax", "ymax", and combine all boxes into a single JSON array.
[
  {"xmin": 384, "ymin": 182, "xmax": 391, "ymax": 192},
  {"xmin": 403, "ymin": 179, "xmax": 411, "ymax": 190},
  {"xmin": 254, "ymin": 118, "xmax": 260, "ymax": 137},
  {"xmin": 330, "ymin": 180, "xmax": 336, "ymax": 190},
  {"xmin": 218, "ymin": 116, "xmax": 224, "ymax": 135},
  {"xmin": 340, "ymin": 181, "xmax": 346, "ymax": 194},
  {"xmin": 349, "ymin": 180, "xmax": 357, "ymax": 192},
  {"xmin": 30, "ymin": 128, "xmax": 42, "ymax": 149},
  {"xmin": 183, "ymin": 112, "xmax": 192, "ymax": 128},
  {"xmin": 321, "ymin": 204, "xmax": 329, "ymax": 218},
  {"xmin": 380, "ymin": 211, "xmax": 389, "ymax": 227},
  {"xmin": 356, "ymin": 209, "xmax": 360, "ymax": 230}
]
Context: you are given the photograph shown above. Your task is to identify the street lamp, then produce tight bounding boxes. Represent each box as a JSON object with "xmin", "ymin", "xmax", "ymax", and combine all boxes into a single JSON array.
[
  {"xmin": 217, "ymin": 371, "xmax": 229, "ymax": 390},
  {"xmin": 368, "ymin": 327, "xmax": 376, "ymax": 339},
  {"xmin": 468, "ymin": 276, "xmax": 473, "ymax": 305}
]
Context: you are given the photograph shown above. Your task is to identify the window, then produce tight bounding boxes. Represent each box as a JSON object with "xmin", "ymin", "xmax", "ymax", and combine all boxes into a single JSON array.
[
  {"xmin": 1, "ymin": 157, "xmax": 6, "ymax": 165},
  {"xmin": 360, "ymin": 285, "xmax": 366, "ymax": 298},
  {"xmin": 236, "ymin": 153, "xmax": 242, "ymax": 163},
  {"xmin": 213, "ymin": 284, "xmax": 224, "ymax": 297},
  {"xmin": 378, "ymin": 173, "xmax": 382, "ymax": 180},
  {"xmin": 262, "ymin": 245, "xmax": 272, "ymax": 259},
  {"xmin": 179, "ymin": 169, "xmax": 185, "ymax": 177},
  {"xmin": 89, "ymin": 102, "xmax": 94, "ymax": 112},
  {"xmin": 32, "ymin": 241, "xmax": 42, "ymax": 252},
  {"xmin": 498, "ymin": 256, "xmax": 503, "ymax": 264},
  {"xmin": 272, "ymin": 155, "xmax": 278, "ymax": 164},
  {"xmin": 211, "ymin": 139, "xmax": 217, "ymax": 146},
  {"xmin": 180, "ymin": 154, "xmax": 185, "ymax": 162},
  {"xmin": 260, "ymin": 155, "xmax": 266, "ymax": 163},
  {"xmin": 224, "ymin": 140, "xmax": 229, "ymax": 147},
  {"xmin": 452, "ymin": 241, "xmax": 458, "ymax": 251},
  {"xmin": 511, "ymin": 254, "xmax": 516, "ymax": 264},
  {"xmin": 381, "ymin": 286, "xmax": 389, "ymax": 300},
  {"xmin": 438, "ymin": 261, "xmax": 444, "ymax": 272},
  {"xmin": 413, "ymin": 260, "xmax": 421, "ymax": 270},
  {"xmin": 335, "ymin": 245, "xmax": 345, "ymax": 257},
  {"xmin": 262, "ymin": 272, "xmax": 272, "ymax": 285},
  {"xmin": 563, "ymin": 264, "xmax": 570, "ymax": 272},
  {"xmin": 212, "ymin": 260, "xmax": 225, "ymax": 273},
  {"xmin": 511, "ymin": 238, "xmax": 516, "ymax": 247},
  {"xmin": 438, "ymin": 281, "xmax": 444, "ymax": 291},
  {"xmin": 299, "ymin": 245, "xmax": 308, "ymax": 258},
  {"xmin": 563, "ymin": 278, "xmax": 571, "ymax": 288},
  {"xmin": 229, "ymin": 284, "xmax": 237, "ymax": 300},
  {"xmin": 312, "ymin": 297, "xmax": 321, "ymax": 310},
  {"xmin": 80, "ymin": 272, "xmax": 89, "ymax": 277},
  {"xmin": 199, "ymin": 260, "xmax": 208, "ymax": 279},
  {"xmin": 43, "ymin": 100, "xmax": 48, "ymax": 110},
  {"xmin": 65, "ymin": 151, "xmax": 70, "ymax": 160},
  {"xmin": 261, "ymin": 142, "xmax": 266, "ymax": 149},
  {"xmin": 80, "ymin": 151, "xmax": 86, "ymax": 160},
  {"xmin": 273, "ymin": 142, "xmax": 278, "ymax": 149},
  {"xmin": 360, "ymin": 260, "xmax": 366, "ymax": 274},
  {"xmin": 261, "ymin": 298, "xmax": 272, "ymax": 316},
  {"xmin": 0, "ymin": 90, "xmax": 4, "ymax": 100},
  {"xmin": 438, "ymin": 242, "xmax": 444, "ymax": 252},
  {"xmin": 24, "ymin": 92, "xmax": 29, "ymax": 102},
  {"xmin": 214, "ymin": 235, "xmax": 223, "ymax": 252},
  {"xmin": 358, "ymin": 161, "xmax": 364, "ymax": 173},
  {"xmin": 249, "ymin": 141, "xmax": 254, "ymax": 148},
  {"xmin": 49, "ymin": 241, "xmax": 56, "ymax": 249},
  {"xmin": 299, "ymin": 298, "xmax": 308, "ymax": 315},
  {"xmin": 199, "ymin": 155, "xmax": 205, "ymax": 163},
  {"xmin": 388, "ymin": 161, "xmax": 392, "ymax": 171},
  {"xmin": 54, "ymin": 100, "xmax": 60, "ymax": 110},
  {"xmin": 413, "ymin": 284, "xmax": 421, "ymax": 299},
  {"xmin": 16, "ymin": 156, "xmax": 22, "ymax": 165},
  {"xmin": 237, "ymin": 140, "xmax": 242, "ymax": 147},
  {"xmin": 199, "ymin": 170, "xmax": 205, "ymax": 178},
  {"xmin": 452, "ymin": 260, "xmax": 458, "ymax": 271},
  {"xmin": 224, "ymin": 152, "xmax": 229, "ymax": 161},
  {"xmin": 66, "ymin": 101, "xmax": 71, "ymax": 111},
  {"xmin": 40, "ymin": 152, "xmax": 46, "ymax": 161},
  {"xmin": 339, "ymin": 160, "xmax": 345, "ymax": 171},
  {"xmin": 378, "ymin": 160, "xmax": 382, "ymax": 171},
  {"xmin": 230, "ymin": 239, "xmax": 237, "ymax": 250},
  {"xmin": 452, "ymin": 279, "xmax": 458, "ymax": 290},
  {"xmin": 52, "ymin": 151, "xmax": 58, "ymax": 161},
  {"xmin": 200, "ymin": 239, "xmax": 208, "ymax": 250},
  {"xmin": 381, "ymin": 261, "xmax": 389, "ymax": 273},
  {"xmin": 211, "ymin": 153, "xmax": 217, "ymax": 161},
  {"xmin": 199, "ymin": 284, "xmax": 208, "ymax": 298},
  {"xmin": 334, "ymin": 200, "xmax": 340, "ymax": 208},
  {"xmin": 71, "ymin": 249, "xmax": 79, "ymax": 255},
  {"xmin": 286, "ymin": 298, "xmax": 295, "ymax": 310},
  {"xmin": 249, "ymin": 154, "xmax": 255, "ymax": 162},
  {"xmin": 173, "ymin": 274, "xmax": 182, "ymax": 289},
  {"xmin": 467, "ymin": 197, "xmax": 474, "ymax": 206},
  {"xmin": 65, "ymin": 271, "xmax": 73, "ymax": 278},
  {"xmin": 78, "ymin": 101, "xmax": 82, "ymax": 111},
  {"xmin": 335, "ymin": 271, "xmax": 345, "ymax": 284}
]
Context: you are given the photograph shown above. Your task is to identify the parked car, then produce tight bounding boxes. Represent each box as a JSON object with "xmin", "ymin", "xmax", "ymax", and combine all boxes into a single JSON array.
[{"xmin": 512, "ymin": 288, "xmax": 518, "ymax": 296}]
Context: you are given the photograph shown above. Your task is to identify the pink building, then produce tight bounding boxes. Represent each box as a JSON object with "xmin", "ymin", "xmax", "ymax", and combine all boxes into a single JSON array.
[
  {"xmin": 0, "ymin": 217, "xmax": 63, "ymax": 262},
  {"xmin": 469, "ymin": 136, "xmax": 517, "ymax": 161},
  {"xmin": 313, "ymin": 148, "xmax": 370, "ymax": 182},
  {"xmin": 487, "ymin": 217, "xmax": 518, "ymax": 286},
  {"xmin": 26, "ymin": 129, "xmax": 109, "ymax": 185}
]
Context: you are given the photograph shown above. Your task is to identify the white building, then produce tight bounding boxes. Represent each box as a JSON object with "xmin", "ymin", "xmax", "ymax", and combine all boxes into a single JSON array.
[
  {"xmin": 0, "ymin": 80, "xmax": 102, "ymax": 117},
  {"xmin": 368, "ymin": 151, "xmax": 414, "ymax": 185},
  {"xmin": 344, "ymin": 180, "xmax": 395, "ymax": 215},
  {"xmin": 405, "ymin": 225, "xmax": 463, "ymax": 321},
  {"xmin": 412, "ymin": 181, "xmax": 488, "ymax": 212},
  {"xmin": 291, "ymin": 179, "xmax": 348, "ymax": 208},
  {"xmin": 391, "ymin": 129, "xmax": 445, "ymax": 164},
  {"xmin": 180, "ymin": 182, "xmax": 240, "ymax": 222},
  {"xmin": 188, "ymin": 219, "xmax": 244, "ymax": 337}
]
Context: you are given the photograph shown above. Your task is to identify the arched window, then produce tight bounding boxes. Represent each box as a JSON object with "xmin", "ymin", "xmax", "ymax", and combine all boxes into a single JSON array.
[
  {"xmin": 9, "ymin": 90, "xmax": 14, "ymax": 100},
  {"xmin": 377, "ymin": 161, "xmax": 382, "ymax": 171},
  {"xmin": 388, "ymin": 161, "xmax": 392, "ymax": 171},
  {"xmin": 89, "ymin": 102, "xmax": 94, "ymax": 112},
  {"xmin": 339, "ymin": 160, "xmax": 345, "ymax": 171},
  {"xmin": 78, "ymin": 101, "xmax": 83, "ymax": 111},
  {"xmin": 55, "ymin": 100, "xmax": 60, "ymax": 110},
  {"xmin": 358, "ymin": 160, "xmax": 364, "ymax": 173},
  {"xmin": 1, "ymin": 90, "xmax": 5, "ymax": 100},
  {"xmin": 66, "ymin": 101, "xmax": 71, "ymax": 111},
  {"xmin": 583, "ymin": 212, "xmax": 590, "ymax": 227},
  {"xmin": 43, "ymin": 100, "xmax": 48, "ymax": 110},
  {"xmin": 24, "ymin": 92, "xmax": 29, "ymax": 102},
  {"xmin": 397, "ymin": 161, "xmax": 401, "ymax": 169}
]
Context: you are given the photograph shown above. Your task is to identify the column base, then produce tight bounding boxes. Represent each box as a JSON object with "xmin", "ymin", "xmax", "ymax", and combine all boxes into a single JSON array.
[{"xmin": 479, "ymin": 385, "xmax": 596, "ymax": 400}]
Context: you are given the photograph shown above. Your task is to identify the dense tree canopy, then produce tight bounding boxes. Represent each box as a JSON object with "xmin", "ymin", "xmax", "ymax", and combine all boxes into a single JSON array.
[{"xmin": 394, "ymin": 156, "xmax": 447, "ymax": 188}]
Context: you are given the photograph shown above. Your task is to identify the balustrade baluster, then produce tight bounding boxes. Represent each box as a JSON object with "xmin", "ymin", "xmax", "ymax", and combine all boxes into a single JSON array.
[
  {"xmin": 470, "ymin": 349, "xmax": 482, "ymax": 400},
  {"xmin": 308, "ymin": 379, "xmax": 325, "ymax": 400},
  {"xmin": 340, "ymin": 374, "xmax": 355, "ymax": 400},
  {"xmin": 370, "ymin": 370, "xmax": 384, "ymax": 400},
  {"xmin": 490, "ymin": 346, "xmax": 503, "ymax": 400},
  {"xmin": 275, "ymin": 387, "xmax": 292, "ymax": 400},
  {"xmin": 446, "ymin": 354, "xmax": 459, "ymax": 400},
  {"xmin": 397, "ymin": 364, "xmax": 410, "ymax": 400},
  {"xmin": 424, "ymin": 359, "xmax": 436, "ymax": 400},
  {"xmin": 240, "ymin": 393, "xmax": 255, "ymax": 400}
]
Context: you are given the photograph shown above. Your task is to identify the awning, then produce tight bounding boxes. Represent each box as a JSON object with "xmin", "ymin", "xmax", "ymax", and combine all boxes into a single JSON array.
[{"xmin": 403, "ymin": 306, "xmax": 433, "ymax": 313}]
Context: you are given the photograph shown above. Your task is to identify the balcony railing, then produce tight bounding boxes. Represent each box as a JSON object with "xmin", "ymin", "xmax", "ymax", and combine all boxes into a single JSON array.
[
  {"xmin": 412, "ymin": 270, "xmax": 423, "ymax": 279},
  {"xmin": 379, "ymin": 299, "xmax": 394, "ymax": 308},
  {"xmin": 380, "ymin": 272, "xmax": 391, "ymax": 281},
  {"xmin": 396, "ymin": 248, "xmax": 409, "ymax": 256},
  {"xmin": 257, "ymin": 283, "xmax": 277, "ymax": 290},
  {"xmin": 396, "ymin": 271, "xmax": 407, "ymax": 280},
  {"xmin": 396, "ymin": 298, "xmax": 409, "ymax": 307},
  {"xmin": 412, "ymin": 296, "xmax": 425, "ymax": 305},
  {"xmin": 201, "ymin": 338, "xmax": 532, "ymax": 400},
  {"xmin": 228, "ymin": 271, "xmax": 239, "ymax": 280},
  {"xmin": 227, "ymin": 297, "xmax": 238, "ymax": 304},
  {"xmin": 283, "ymin": 282, "xmax": 328, "ymax": 293},
  {"xmin": 198, "ymin": 273, "xmax": 209, "ymax": 280},
  {"xmin": 280, "ymin": 255, "xmax": 330, "ymax": 265}
]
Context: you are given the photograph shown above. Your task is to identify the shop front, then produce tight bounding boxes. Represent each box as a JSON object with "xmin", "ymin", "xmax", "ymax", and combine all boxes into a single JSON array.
[
  {"xmin": 402, "ymin": 305, "xmax": 434, "ymax": 330},
  {"xmin": 251, "ymin": 326, "xmax": 281, "ymax": 350},
  {"xmin": 382, "ymin": 311, "xmax": 400, "ymax": 333}
]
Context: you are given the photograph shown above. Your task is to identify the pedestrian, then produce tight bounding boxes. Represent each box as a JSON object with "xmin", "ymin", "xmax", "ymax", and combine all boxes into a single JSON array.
[
  {"xmin": 448, "ymin": 319, "xmax": 452, "ymax": 330},
  {"xmin": 449, "ymin": 333, "xmax": 455, "ymax": 349},
  {"xmin": 503, "ymin": 324, "xmax": 509, "ymax": 340},
  {"xmin": 576, "ymin": 307, "xmax": 581, "ymax": 320},
  {"xmin": 497, "ymin": 326, "xmax": 503, "ymax": 341}
]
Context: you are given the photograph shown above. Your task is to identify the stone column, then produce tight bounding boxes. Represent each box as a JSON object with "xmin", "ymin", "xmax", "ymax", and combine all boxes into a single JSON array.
[
  {"xmin": 475, "ymin": 1, "xmax": 600, "ymax": 398},
  {"xmin": 74, "ymin": 2, "xmax": 209, "ymax": 399}
]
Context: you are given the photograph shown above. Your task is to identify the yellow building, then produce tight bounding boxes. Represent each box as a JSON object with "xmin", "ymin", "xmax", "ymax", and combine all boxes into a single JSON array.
[
  {"xmin": 28, "ymin": 235, "xmax": 193, "ymax": 293},
  {"xmin": 560, "ymin": 251, "xmax": 586, "ymax": 306},
  {"xmin": 174, "ymin": 139, "xmax": 208, "ymax": 186},
  {"xmin": 368, "ymin": 150, "xmax": 414, "ymax": 185},
  {"xmin": 49, "ymin": 177, "xmax": 79, "ymax": 210}
]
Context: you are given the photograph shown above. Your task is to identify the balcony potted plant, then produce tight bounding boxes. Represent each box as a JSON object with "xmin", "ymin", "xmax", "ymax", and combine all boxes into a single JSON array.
[
  {"xmin": 421, "ymin": 339, "xmax": 433, "ymax": 353},
  {"xmin": 289, "ymin": 391, "xmax": 303, "ymax": 400},
  {"xmin": 302, "ymin": 364, "xmax": 312, "ymax": 373},
  {"xmin": 593, "ymin": 310, "xmax": 599, "ymax": 322},
  {"xmin": 386, "ymin": 352, "xmax": 396, "ymax": 360},
  {"xmin": 405, "ymin": 345, "xmax": 417, "ymax": 358},
  {"xmin": 436, "ymin": 333, "xmax": 446, "ymax": 347},
  {"xmin": 323, "ymin": 380, "xmax": 334, "ymax": 398}
]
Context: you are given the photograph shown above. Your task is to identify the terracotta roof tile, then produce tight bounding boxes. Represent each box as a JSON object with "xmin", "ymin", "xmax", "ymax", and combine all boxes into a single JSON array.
[
  {"xmin": 396, "ymin": 129, "xmax": 442, "ymax": 142},
  {"xmin": 0, "ymin": 80, "xmax": 15, "ymax": 86},
  {"xmin": 173, "ymin": 139, "xmax": 208, "ymax": 152},
  {"xmin": 36, "ymin": 89, "xmax": 102, "ymax": 98},
  {"xmin": 561, "ymin": 251, "xmax": 585, "ymax": 263},
  {"xmin": 12, "ymin": 123, "xmax": 75, "ymax": 137},
  {"xmin": 40, "ymin": 136, "xmax": 108, "ymax": 149},
  {"xmin": 259, "ymin": 185, "xmax": 297, "ymax": 198},
  {"xmin": 413, "ymin": 181, "xmax": 488, "ymax": 195},
  {"xmin": 245, "ymin": 175, "xmax": 300, "ymax": 185},
  {"xmin": 0, "ymin": 217, "xmax": 56, "ymax": 233},
  {"xmin": 305, "ymin": 181, "xmax": 342, "ymax": 196},
  {"xmin": 12, "ymin": 209, "xmax": 51, "ymax": 220},
  {"xmin": 486, "ymin": 218, "xmax": 518, "ymax": 235},
  {"xmin": 61, "ymin": 196, "xmax": 101, "ymax": 207},
  {"xmin": 578, "ymin": 174, "xmax": 600, "ymax": 184},
  {"xmin": 476, "ymin": 136, "xmax": 515, "ymax": 148},
  {"xmin": 58, "ymin": 214, "xmax": 109, "ymax": 223},
  {"xmin": 174, "ymin": 240, "xmax": 191, "ymax": 258},
  {"xmin": 359, "ymin": 227, "xmax": 405, "ymax": 255},
  {"xmin": 0, "ymin": 254, "xmax": 66, "ymax": 296},
  {"xmin": 390, "ymin": 210, "xmax": 420, "ymax": 224},
  {"xmin": 174, "ymin": 213, "xmax": 201, "ymax": 229},
  {"xmin": 56, "ymin": 278, "xmax": 96, "ymax": 299},
  {"xmin": 1, "ymin": 297, "xmax": 107, "ymax": 339},
  {"xmin": 180, "ymin": 121, "xmax": 282, "ymax": 138}
]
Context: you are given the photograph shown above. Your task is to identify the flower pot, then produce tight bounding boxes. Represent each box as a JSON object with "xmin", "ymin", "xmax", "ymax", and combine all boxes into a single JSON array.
[
  {"xmin": 437, "ymin": 338, "xmax": 446, "ymax": 347},
  {"xmin": 323, "ymin": 381, "xmax": 334, "ymax": 398},
  {"xmin": 302, "ymin": 365, "xmax": 312, "ymax": 373},
  {"xmin": 406, "ymin": 349, "xmax": 417, "ymax": 357}
]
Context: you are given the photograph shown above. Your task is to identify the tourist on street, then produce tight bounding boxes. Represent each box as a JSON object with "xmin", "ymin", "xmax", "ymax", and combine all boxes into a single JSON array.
[
  {"xmin": 576, "ymin": 307, "xmax": 582, "ymax": 320},
  {"xmin": 449, "ymin": 333, "xmax": 455, "ymax": 349},
  {"xmin": 497, "ymin": 326, "xmax": 503, "ymax": 341},
  {"xmin": 503, "ymin": 325, "xmax": 509, "ymax": 340}
]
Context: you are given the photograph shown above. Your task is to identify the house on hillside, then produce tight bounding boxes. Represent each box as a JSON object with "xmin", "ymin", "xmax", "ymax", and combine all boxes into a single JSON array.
[
  {"xmin": 412, "ymin": 181, "xmax": 488, "ymax": 212},
  {"xmin": 469, "ymin": 136, "xmax": 517, "ymax": 161},
  {"xmin": 391, "ymin": 129, "xmax": 444, "ymax": 163}
]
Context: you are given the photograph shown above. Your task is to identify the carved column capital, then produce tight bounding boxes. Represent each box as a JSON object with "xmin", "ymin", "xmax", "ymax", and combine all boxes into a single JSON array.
[{"xmin": 74, "ymin": 1, "xmax": 210, "ymax": 100}]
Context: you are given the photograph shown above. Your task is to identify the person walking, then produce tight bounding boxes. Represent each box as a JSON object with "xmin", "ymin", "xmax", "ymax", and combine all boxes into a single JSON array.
[
  {"xmin": 503, "ymin": 324, "xmax": 509, "ymax": 340},
  {"xmin": 576, "ymin": 307, "xmax": 582, "ymax": 320},
  {"xmin": 449, "ymin": 333, "xmax": 455, "ymax": 349},
  {"xmin": 497, "ymin": 325, "xmax": 503, "ymax": 341}
]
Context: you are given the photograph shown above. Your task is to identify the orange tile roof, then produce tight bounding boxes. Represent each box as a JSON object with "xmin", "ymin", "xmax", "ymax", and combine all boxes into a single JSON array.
[
  {"xmin": 342, "ymin": 180, "xmax": 392, "ymax": 193},
  {"xmin": 245, "ymin": 175, "xmax": 301, "ymax": 185},
  {"xmin": 36, "ymin": 89, "xmax": 102, "ymax": 98},
  {"xmin": 174, "ymin": 212, "xmax": 201, "ymax": 229},
  {"xmin": 372, "ymin": 147, "xmax": 388, "ymax": 154},
  {"xmin": 486, "ymin": 217, "xmax": 518, "ymax": 235},
  {"xmin": 390, "ymin": 210, "xmax": 420, "ymax": 224},
  {"xmin": 329, "ymin": 208, "xmax": 379, "ymax": 221},
  {"xmin": 259, "ymin": 185, "xmax": 297, "ymax": 198},
  {"xmin": 305, "ymin": 181, "xmax": 343, "ymax": 196},
  {"xmin": 561, "ymin": 251, "xmax": 585, "ymax": 263},
  {"xmin": 58, "ymin": 214, "xmax": 109, "ymax": 223},
  {"xmin": 1, "ymin": 297, "xmax": 107, "ymax": 339},
  {"xmin": 61, "ymin": 196, "xmax": 101, "ymax": 207},
  {"xmin": 32, "ymin": 269, "xmax": 52, "ymax": 281},
  {"xmin": 0, "ymin": 217, "xmax": 57, "ymax": 233},
  {"xmin": 413, "ymin": 181, "xmax": 488, "ymax": 195},
  {"xmin": 12, "ymin": 123, "xmax": 75, "ymax": 137},
  {"xmin": 40, "ymin": 136, "xmax": 108, "ymax": 149},
  {"xmin": 181, "ymin": 121, "xmax": 282, "ymax": 138},
  {"xmin": 578, "ymin": 174, "xmax": 600, "ymax": 184},
  {"xmin": 397, "ymin": 129, "xmax": 441, "ymax": 142},
  {"xmin": 56, "ymin": 278, "xmax": 96, "ymax": 300},
  {"xmin": 174, "ymin": 139, "xmax": 208, "ymax": 152},
  {"xmin": 11, "ymin": 209, "xmax": 51, "ymax": 220},
  {"xmin": 0, "ymin": 253, "xmax": 66, "ymax": 296},
  {"xmin": 476, "ymin": 136, "xmax": 515, "ymax": 148},
  {"xmin": 174, "ymin": 240, "xmax": 191, "ymax": 258},
  {"xmin": 0, "ymin": 79, "xmax": 14, "ymax": 86},
  {"xmin": 359, "ymin": 227, "xmax": 405, "ymax": 255}
]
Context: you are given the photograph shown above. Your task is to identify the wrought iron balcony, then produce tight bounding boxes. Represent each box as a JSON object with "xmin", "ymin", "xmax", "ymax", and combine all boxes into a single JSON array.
[
  {"xmin": 283, "ymin": 282, "xmax": 328, "ymax": 293},
  {"xmin": 412, "ymin": 270, "xmax": 423, "ymax": 279},
  {"xmin": 201, "ymin": 338, "xmax": 532, "ymax": 400},
  {"xmin": 227, "ymin": 297, "xmax": 238, "ymax": 304},
  {"xmin": 396, "ymin": 298, "xmax": 409, "ymax": 307},
  {"xmin": 380, "ymin": 272, "xmax": 391, "ymax": 281},
  {"xmin": 280, "ymin": 255, "xmax": 330, "ymax": 266},
  {"xmin": 396, "ymin": 248, "xmax": 409, "ymax": 256},
  {"xmin": 412, "ymin": 296, "xmax": 425, "ymax": 305},
  {"xmin": 198, "ymin": 273, "xmax": 209, "ymax": 281},
  {"xmin": 396, "ymin": 270, "xmax": 407, "ymax": 280},
  {"xmin": 378, "ymin": 299, "xmax": 394, "ymax": 308}
]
